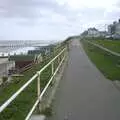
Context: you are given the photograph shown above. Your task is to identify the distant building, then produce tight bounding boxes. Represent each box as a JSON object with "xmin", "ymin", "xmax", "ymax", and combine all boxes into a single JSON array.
[
  {"xmin": 99, "ymin": 31, "xmax": 108, "ymax": 37},
  {"xmin": 115, "ymin": 20, "xmax": 120, "ymax": 35},
  {"xmin": 81, "ymin": 27, "xmax": 109, "ymax": 38},
  {"xmin": 0, "ymin": 58, "xmax": 15, "ymax": 77},
  {"xmin": 28, "ymin": 45, "xmax": 53, "ymax": 56},
  {"xmin": 8, "ymin": 45, "xmax": 54, "ymax": 73},
  {"xmin": 107, "ymin": 19, "xmax": 120, "ymax": 39},
  {"xmin": 9, "ymin": 55, "xmax": 36, "ymax": 71},
  {"xmin": 108, "ymin": 24, "xmax": 113, "ymax": 35},
  {"xmin": 87, "ymin": 28, "xmax": 100, "ymax": 37}
]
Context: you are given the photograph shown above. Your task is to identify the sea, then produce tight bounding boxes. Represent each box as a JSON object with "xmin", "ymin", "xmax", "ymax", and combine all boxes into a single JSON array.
[{"xmin": 0, "ymin": 40, "xmax": 54, "ymax": 57}]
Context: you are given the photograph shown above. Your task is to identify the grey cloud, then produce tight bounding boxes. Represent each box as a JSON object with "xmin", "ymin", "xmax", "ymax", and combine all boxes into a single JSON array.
[
  {"xmin": 106, "ymin": 11, "xmax": 120, "ymax": 20},
  {"xmin": 0, "ymin": 0, "xmax": 49, "ymax": 18},
  {"xmin": 80, "ymin": 7, "xmax": 106, "ymax": 21},
  {"xmin": 115, "ymin": 0, "xmax": 120, "ymax": 7},
  {"xmin": 0, "ymin": 0, "xmax": 119, "ymax": 40},
  {"xmin": 0, "ymin": 0, "xmax": 79, "ymax": 28},
  {"xmin": 0, "ymin": 0, "xmax": 76, "ymax": 20}
]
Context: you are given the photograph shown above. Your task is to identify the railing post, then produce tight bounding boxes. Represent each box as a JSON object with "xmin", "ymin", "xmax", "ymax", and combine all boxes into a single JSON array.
[
  {"xmin": 51, "ymin": 62, "xmax": 54, "ymax": 85},
  {"xmin": 37, "ymin": 72, "xmax": 40, "ymax": 97},
  {"xmin": 65, "ymin": 46, "xmax": 68, "ymax": 58},
  {"xmin": 58, "ymin": 55, "xmax": 60, "ymax": 65},
  {"xmin": 52, "ymin": 62, "xmax": 54, "ymax": 75},
  {"xmin": 37, "ymin": 72, "xmax": 41, "ymax": 112}
]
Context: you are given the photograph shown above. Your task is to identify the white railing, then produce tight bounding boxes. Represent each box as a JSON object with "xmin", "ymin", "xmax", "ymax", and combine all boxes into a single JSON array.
[
  {"xmin": 86, "ymin": 40, "xmax": 120, "ymax": 57},
  {"xmin": 0, "ymin": 47, "xmax": 68, "ymax": 120}
]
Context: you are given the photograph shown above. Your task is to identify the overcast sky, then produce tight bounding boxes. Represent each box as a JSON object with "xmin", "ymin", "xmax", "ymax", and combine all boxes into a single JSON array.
[{"xmin": 0, "ymin": 0, "xmax": 120, "ymax": 41}]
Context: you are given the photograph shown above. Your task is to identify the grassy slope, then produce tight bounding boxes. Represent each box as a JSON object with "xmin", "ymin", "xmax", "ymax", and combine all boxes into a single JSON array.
[
  {"xmin": 0, "ymin": 45, "xmax": 64, "ymax": 119},
  {"xmin": 0, "ymin": 58, "xmax": 52, "ymax": 120},
  {"xmin": 81, "ymin": 40, "xmax": 120, "ymax": 80},
  {"xmin": 91, "ymin": 40, "xmax": 120, "ymax": 53}
]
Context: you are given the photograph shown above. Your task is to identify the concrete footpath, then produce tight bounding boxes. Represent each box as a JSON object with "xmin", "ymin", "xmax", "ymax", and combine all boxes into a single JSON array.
[{"xmin": 47, "ymin": 39, "xmax": 120, "ymax": 120}]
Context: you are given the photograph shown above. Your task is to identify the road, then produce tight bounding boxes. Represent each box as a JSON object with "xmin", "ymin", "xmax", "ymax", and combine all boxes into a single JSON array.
[{"xmin": 47, "ymin": 39, "xmax": 120, "ymax": 120}]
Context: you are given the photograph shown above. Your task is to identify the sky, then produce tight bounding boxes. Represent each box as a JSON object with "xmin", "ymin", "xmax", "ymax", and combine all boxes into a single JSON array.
[{"xmin": 0, "ymin": 0, "xmax": 120, "ymax": 41}]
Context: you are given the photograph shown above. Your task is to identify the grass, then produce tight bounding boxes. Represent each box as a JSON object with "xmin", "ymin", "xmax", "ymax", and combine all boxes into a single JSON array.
[
  {"xmin": 90, "ymin": 39, "xmax": 120, "ymax": 53},
  {"xmin": 0, "ymin": 59, "xmax": 52, "ymax": 120},
  {"xmin": 81, "ymin": 40, "xmax": 120, "ymax": 80},
  {"xmin": 0, "ymin": 45, "xmax": 65, "ymax": 120}
]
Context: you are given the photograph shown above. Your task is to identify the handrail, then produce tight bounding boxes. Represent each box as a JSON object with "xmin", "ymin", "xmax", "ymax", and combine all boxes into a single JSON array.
[
  {"xmin": 0, "ymin": 74, "xmax": 38, "ymax": 113},
  {"xmin": 0, "ymin": 47, "xmax": 67, "ymax": 118},
  {"xmin": 25, "ymin": 52, "xmax": 66, "ymax": 120},
  {"xmin": 38, "ymin": 48, "xmax": 66, "ymax": 74}
]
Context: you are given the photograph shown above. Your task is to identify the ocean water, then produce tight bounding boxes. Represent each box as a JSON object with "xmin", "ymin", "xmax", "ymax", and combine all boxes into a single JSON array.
[
  {"xmin": 0, "ymin": 40, "xmax": 50, "ymax": 57},
  {"xmin": 0, "ymin": 47, "xmax": 36, "ymax": 56}
]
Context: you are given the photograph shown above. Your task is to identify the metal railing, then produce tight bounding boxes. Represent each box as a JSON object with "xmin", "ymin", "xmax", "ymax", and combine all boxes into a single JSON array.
[
  {"xmin": 86, "ymin": 40, "xmax": 120, "ymax": 57},
  {"xmin": 0, "ymin": 47, "xmax": 68, "ymax": 120}
]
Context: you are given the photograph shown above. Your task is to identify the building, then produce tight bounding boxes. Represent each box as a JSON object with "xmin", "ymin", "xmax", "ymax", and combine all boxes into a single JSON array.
[
  {"xmin": 99, "ymin": 31, "xmax": 108, "ymax": 37},
  {"xmin": 8, "ymin": 45, "xmax": 53, "ymax": 73},
  {"xmin": 9, "ymin": 55, "xmax": 36, "ymax": 73},
  {"xmin": 108, "ymin": 24, "xmax": 113, "ymax": 35},
  {"xmin": 28, "ymin": 45, "xmax": 53, "ymax": 56},
  {"xmin": 115, "ymin": 20, "xmax": 120, "ymax": 35},
  {"xmin": 0, "ymin": 58, "xmax": 15, "ymax": 77},
  {"xmin": 87, "ymin": 28, "xmax": 100, "ymax": 37},
  {"xmin": 107, "ymin": 19, "xmax": 120, "ymax": 39},
  {"xmin": 81, "ymin": 27, "xmax": 109, "ymax": 38}
]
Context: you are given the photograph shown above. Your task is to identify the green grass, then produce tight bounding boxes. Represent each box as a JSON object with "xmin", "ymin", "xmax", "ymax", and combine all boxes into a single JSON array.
[
  {"xmin": 0, "ymin": 59, "xmax": 52, "ymax": 120},
  {"xmin": 90, "ymin": 39, "xmax": 120, "ymax": 53},
  {"xmin": 0, "ymin": 45, "xmax": 64, "ymax": 119},
  {"xmin": 81, "ymin": 40, "xmax": 120, "ymax": 80}
]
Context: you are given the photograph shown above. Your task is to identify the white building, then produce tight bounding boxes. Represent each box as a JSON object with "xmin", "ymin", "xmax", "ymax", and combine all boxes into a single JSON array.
[{"xmin": 87, "ymin": 28, "xmax": 100, "ymax": 37}]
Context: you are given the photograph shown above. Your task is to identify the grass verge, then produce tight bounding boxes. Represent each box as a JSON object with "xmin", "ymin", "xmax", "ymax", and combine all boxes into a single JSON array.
[
  {"xmin": 89, "ymin": 39, "xmax": 120, "ymax": 53},
  {"xmin": 81, "ymin": 40, "xmax": 120, "ymax": 80}
]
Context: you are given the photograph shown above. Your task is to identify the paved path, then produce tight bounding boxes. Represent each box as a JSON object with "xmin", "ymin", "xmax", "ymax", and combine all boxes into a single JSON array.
[
  {"xmin": 48, "ymin": 39, "xmax": 120, "ymax": 120},
  {"xmin": 86, "ymin": 40, "xmax": 120, "ymax": 57}
]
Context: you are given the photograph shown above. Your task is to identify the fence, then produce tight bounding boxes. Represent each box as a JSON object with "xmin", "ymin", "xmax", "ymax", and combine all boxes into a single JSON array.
[{"xmin": 0, "ymin": 46, "xmax": 68, "ymax": 120}]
